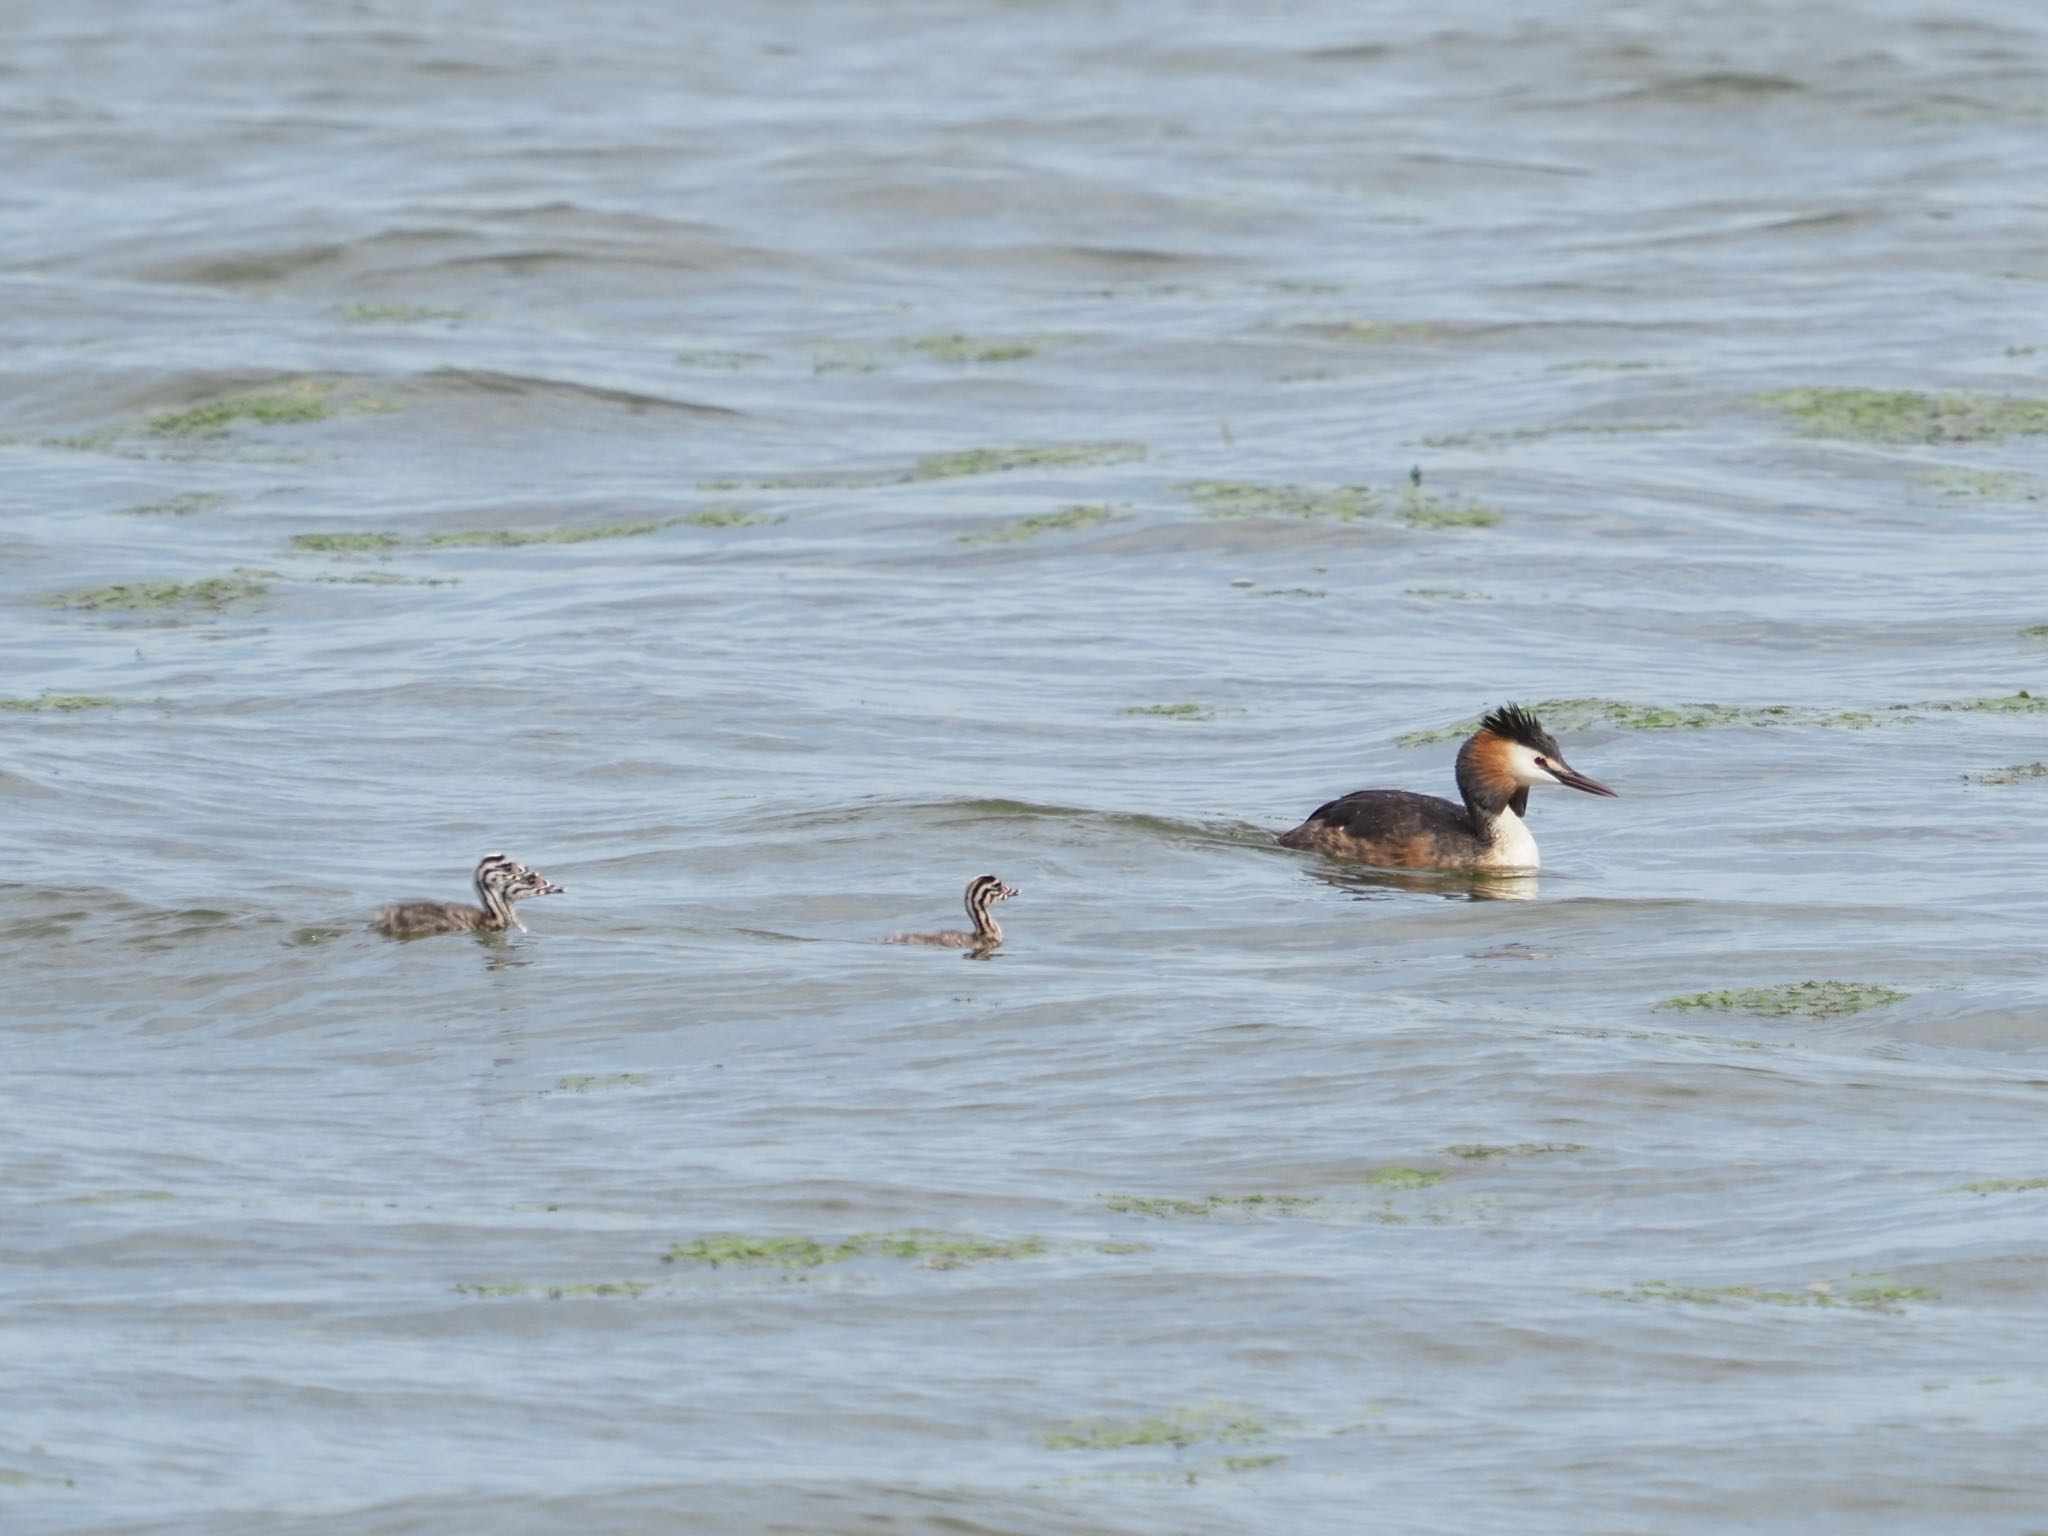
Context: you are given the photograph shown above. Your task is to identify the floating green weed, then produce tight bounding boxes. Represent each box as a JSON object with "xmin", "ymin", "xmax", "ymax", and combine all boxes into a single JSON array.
[
  {"xmin": 422, "ymin": 521, "xmax": 666, "ymax": 548},
  {"xmin": 146, "ymin": 383, "xmax": 340, "ymax": 437},
  {"xmin": 958, "ymin": 504, "xmax": 1119, "ymax": 545},
  {"xmin": 338, "ymin": 302, "xmax": 469, "ymax": 323},
  {"xmin": 1044, "ymin": 1405, "xmax": 1269, "ymax": 1452},
  {"xmin": 1395, "ymin": 697, "xmax": 1898, "ymax": 747},
  {"xmin": 1444, "ymin": 1142, "xmax": 1584, "ymax": 1160},
  {"xmin": 290, "ymin": 531, "xmax": 404, "ymax": 553},
  {"xmin": 1119, "ymin": 703, "xmax": 1220, "ymax": 722},
  {"xmin": 1362, "ymin": 1165, "xmax": 1444, "ymax": 1191},
  {"xmin": 1396, "ymin": 487, "xmax": 1500, "ymax": 528},
  {"xmin": 1182, "ymin": 480, "xmax": 1380, "ymax": 521},
  {"xmin": 902, "ymin": 333, "xmax": 1055, "ymax": 364},
  {"xmin": 313, "ymin": 571, "xmax": 457, "ymax": 587},
  {"xmin": 555, "ymin": 1073, "xmax": 649, "ymax": 1093},
  {"xmin": 48, "ymin": 570, "xmax": 269, "ymax": 613},
  {"xmin": 1967, "ymin": 763, "xmax": 2048, "ymax": 785},
  {"xmin": 675, "ymin": 348, "xmax": 769, "ymax": 369},
  {"xmin": 1940, "ymin": 691, "xmax": 2048, "ymax": 714},
  {"xmin": 675, "ymin": 508, "xmax": 779, "ymax": 528},
  {"xmin": 1321, "ymin": 320, "xmax": 1445, "ymax": 343},
  {"xmin": 455, "ymin": 1280, "xmax": 651, "ymax": 1299},
  {"xmin": 1599, "ymin": 1276, "xmax": 1936, "ymax": 1313},
  {"xmin": 809, "ymin": 343, "xmax": 887, "ymax": 375},
  {"xmin": 1952, "ymin": 1177, "xmax": 2048, "ymax": 1194},
  {"xmin": 1421, "ymin": 421, "xmax": 1682, "ymax": 448},
  {"xmin": 906, "ymin": 442, "xmax": 1146, "ymax": 481},
  {"xmin": 40, "ymin": 1189, "xmax": 174, "ymax": 1205},
  {"xmin": 1101, "ymin": 1193, "xmax": 1319, "ymax": 1219},
  {"xmin": 0, "ymin": 694, "xmax": 119, "ymax": 712},
  {"xmin": 663, "ymin": 1229, "xmax": 1044, "ymax": 1269},
  {"xmin": 1917, "ymin": 467, "xmax": 2044, "ymax": 502},
  {"xmin": 1756, "ymin": 388, "xmax": 2048, "ymax": 443},
  {"xmin": 1658, "ymin": 981, "xmax": 1908, "ymax": 1019},
  {"xmin": 120, "ymin": 492, "xmax": 226, "ymax": 516}
]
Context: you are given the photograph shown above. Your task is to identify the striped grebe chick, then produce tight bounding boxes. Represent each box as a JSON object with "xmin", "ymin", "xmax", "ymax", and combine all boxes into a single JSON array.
[
  {"xmin": 885, "ymin": 874, "xmax": 1018, "ymax": 951},
  {"xmin": 374, "ymin": 852, "xmax": 564, "ymax": 938},
  {"xmin": 1278, "ymin": 704, "xmax": 1616, "ymax": 871}
]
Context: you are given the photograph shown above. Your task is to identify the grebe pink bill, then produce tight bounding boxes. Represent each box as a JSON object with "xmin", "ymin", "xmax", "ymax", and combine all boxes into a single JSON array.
[
  {"xmin": 885, "ymin": 874, "xmax": 1018, "ymax": 956},
  {"xmin": 1278, "ymin": 704, "xmax": 1615, "ymax": 871},
  {"xmin": 375, "ymin": 853, "xmax": 565, "ymax": 939}
]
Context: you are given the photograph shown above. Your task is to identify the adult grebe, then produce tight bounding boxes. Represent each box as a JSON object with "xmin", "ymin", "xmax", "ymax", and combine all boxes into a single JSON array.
[{"xmin": 1277, "ymin": 704, "xmax": 1616, "ymax": 870}]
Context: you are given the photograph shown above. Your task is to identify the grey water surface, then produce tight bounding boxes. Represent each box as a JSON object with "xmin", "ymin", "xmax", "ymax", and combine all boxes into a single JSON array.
[{"xmin": 5, "ymin": 1, "xmax": 2048, "ymax": 1532}]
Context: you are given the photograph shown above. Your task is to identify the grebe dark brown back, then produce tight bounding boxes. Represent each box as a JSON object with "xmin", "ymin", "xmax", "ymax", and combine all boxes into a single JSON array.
[
  {"xmin": 1278, "ymin": 704, "xmax": 1616, "ymax": 870},
  {"xmin": 885, "ymin": 874, "xmax": 1018, "ymax": 951},
  {"xmin": 375, "ymin": 853, "xmax": 565, "ymax": 938}
]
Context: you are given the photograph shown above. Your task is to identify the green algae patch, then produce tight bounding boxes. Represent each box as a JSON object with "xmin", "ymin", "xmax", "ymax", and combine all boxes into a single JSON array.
[
  {"xmin": 314, "ymin": 571, "xmax": 457, "ymax": 587},
  {"xmin": 48, "ymin": 569, "xmax": 269, "ymax": 613},
  {"xmin": 1044, "ymin": 1405, "xmax": 1270, "ymax": 1452},
  {"xmin": 1119, "ymin": 702, "xmax": 1220, "ymax": 722},
  {"xmin": 906, "ymin": 442, "xmax": 1146, "ymax": 481},
  {"xmin": 337, "ymin": 302, "xmax": 469, "ymax": 323},
  {"xmin": 958, "ymin": 504, "xmax": 1120, "ymax": 545},
  {"xmin": 1396, "ymin": 487, "xmax": 1500, "ymax": 528},
  {"xmin": 675, "ymin": 348, "xmax": 770, "ymax": 369},
  {"xmin": 1918, "ymin": 467, "xmax": 2044, "ymax": 502},
  {"xmin": 145, "ymin": 382, "xmax": 342, "ymax": 437},
  {"xmin": 120, "ymin": 492, "xmax": 226, "ymax": 516},
  {"xmin": 1362, "ymin": 1164, "xmax": 1444, "ymax": 1191},
  {"xmin": 1444, "ymin": 1142, "xmax": 1584, "ymax": 1160},
  {"xmin": 1101, "ymin": 1193, "xmax": 1318, "ymax": 1218},
  {"xmin": 40, "ymin": 1189, "xmax": 174, "ymax": 1206},
  {"xmin": 1320, "ymin": 320, "xmax": 1446, "ymax": 344},
  {"xmin": 455, "ymin": 1280, "xmax": 650, "ymax": 1300},
  {"xmin": 902, "ymin": 333, "xmax": 1061, "ymax": 364},
  {"xmin": 555, "ymin": 1073, "xmax": 648, "ymax": 1093},
  {"xmin": 1093, "ymin": 1240, "xmax": 1151, "ymax": 1255},
  {"xmin": 1658, "ymin": 980, "xmax": 1908, "ymax": 1020},
  {"xmin": 1599, "ymin": 1276, "xmax": 1937, "ymax": 1313},
  {"xmin": 1756, "ymin": 388, "xmax": 2048, "ymax": 443},
  {"xmin": 1953, "ymin": 1177, "xmax": 2048, "ymax": 1194},
  {"xmin": 1940, "ymin": 690, "xmax": 2048, "ymax": 715},
  {"xmin": 664, "ymin": 1229, "xmax": 1045, "ymax": 1270},
  {"xmin": 1182, "ymin": 480, "xmax": 1380, "ymax": 521},
  {"xmin": 675, "ymin": 508, "xmax": 780, "ymax": 528},
  {"xmin": 1967, "ymin": 763, "xmax": 2048, "ymax": 786},
  {"xmin": 1421, "ymin": 420, "xmax": 1682, "ymax": 448},
  {"xmin": 291, "ymin": 531, "xmax": 405, "ymax": 553},
  {"xmin": 1395, "ymin": 697, "xmax": 1896, "ymax": 747},
  {"xmin": 422, "ymin": 521, "xmax": 666, "ymax": 548},
  {"xmin": 0, "ymin": 694, "xmax": 119, "ymax": 712}
]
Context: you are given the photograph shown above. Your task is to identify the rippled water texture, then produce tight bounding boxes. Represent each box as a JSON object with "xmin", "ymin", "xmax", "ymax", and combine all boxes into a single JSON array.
[{"xmin": 6, "ymin": 2, "xmax": 2048, "ymax": 1532}]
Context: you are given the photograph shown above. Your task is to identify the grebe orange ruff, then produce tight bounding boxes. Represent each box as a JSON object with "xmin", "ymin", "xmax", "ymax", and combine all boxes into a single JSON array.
[{"xmin": 1277, "ymin": 704, "xmax": 1616, "ymax": 870}]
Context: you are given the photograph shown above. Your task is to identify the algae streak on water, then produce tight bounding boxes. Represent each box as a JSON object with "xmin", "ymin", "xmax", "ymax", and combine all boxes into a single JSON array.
[
  {"xmin": 48, "ymin": 570, "xmax": 270, "ymax": 613},
  {"xmin": 1395, "ymin": 698, "xmax": 1897, "ymax": 747},
  {"xmin": 664, "ymin": 1229, "xmax": 1046, "ymax": 1269},
  {"xmin": 0, "ymin": 694, "xmax": 120, "ymax": 712},
  {"xmin": 1042, "ymin": 1405, "xmax": 1270, "ymax": 1451},
  {"xmin": 1657, "ymin": 980, "xmax": 1908, "ymax": 1019},
  {"xmin": 958, "ymin": 505, "xmax": 1119, "ymax": 545},
  {"xmin": 1598, "ymin": 1276, "xmax": 1937, "ymax": 1313},
  {"xmin": 1756, "ymin": 387, "xmax": 2048, "ymax": 443},
  {"xmin": 905, "ymin": 443, "xmax": 1146, "ymax": 481}
]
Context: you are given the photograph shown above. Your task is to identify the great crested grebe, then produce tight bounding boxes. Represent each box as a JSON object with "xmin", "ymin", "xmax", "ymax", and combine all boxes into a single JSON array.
[
  {"xmin": 885, "ymin": 874, "xmax": 1018, "ymax": 951},
  {"xmin": 374, "ymin": 852, "xmax": 564, "ymax": 938},
  {"xmin": 1278, "ymin": 704, "xmax": 1616, "ymax": 870}
]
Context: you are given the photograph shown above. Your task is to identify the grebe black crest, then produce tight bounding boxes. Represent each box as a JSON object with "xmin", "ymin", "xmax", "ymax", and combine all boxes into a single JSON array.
[
  {"xmin": 1277, "ymin": 704, "xmax": 1616, "ymax": 870},
  {"xmin": 884, "ymin": 874, "xmax": 1018, "ymax": 952},
  {"xmin": 374, "ymin": 852, "xmax": 565, "ymax": 938}
]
